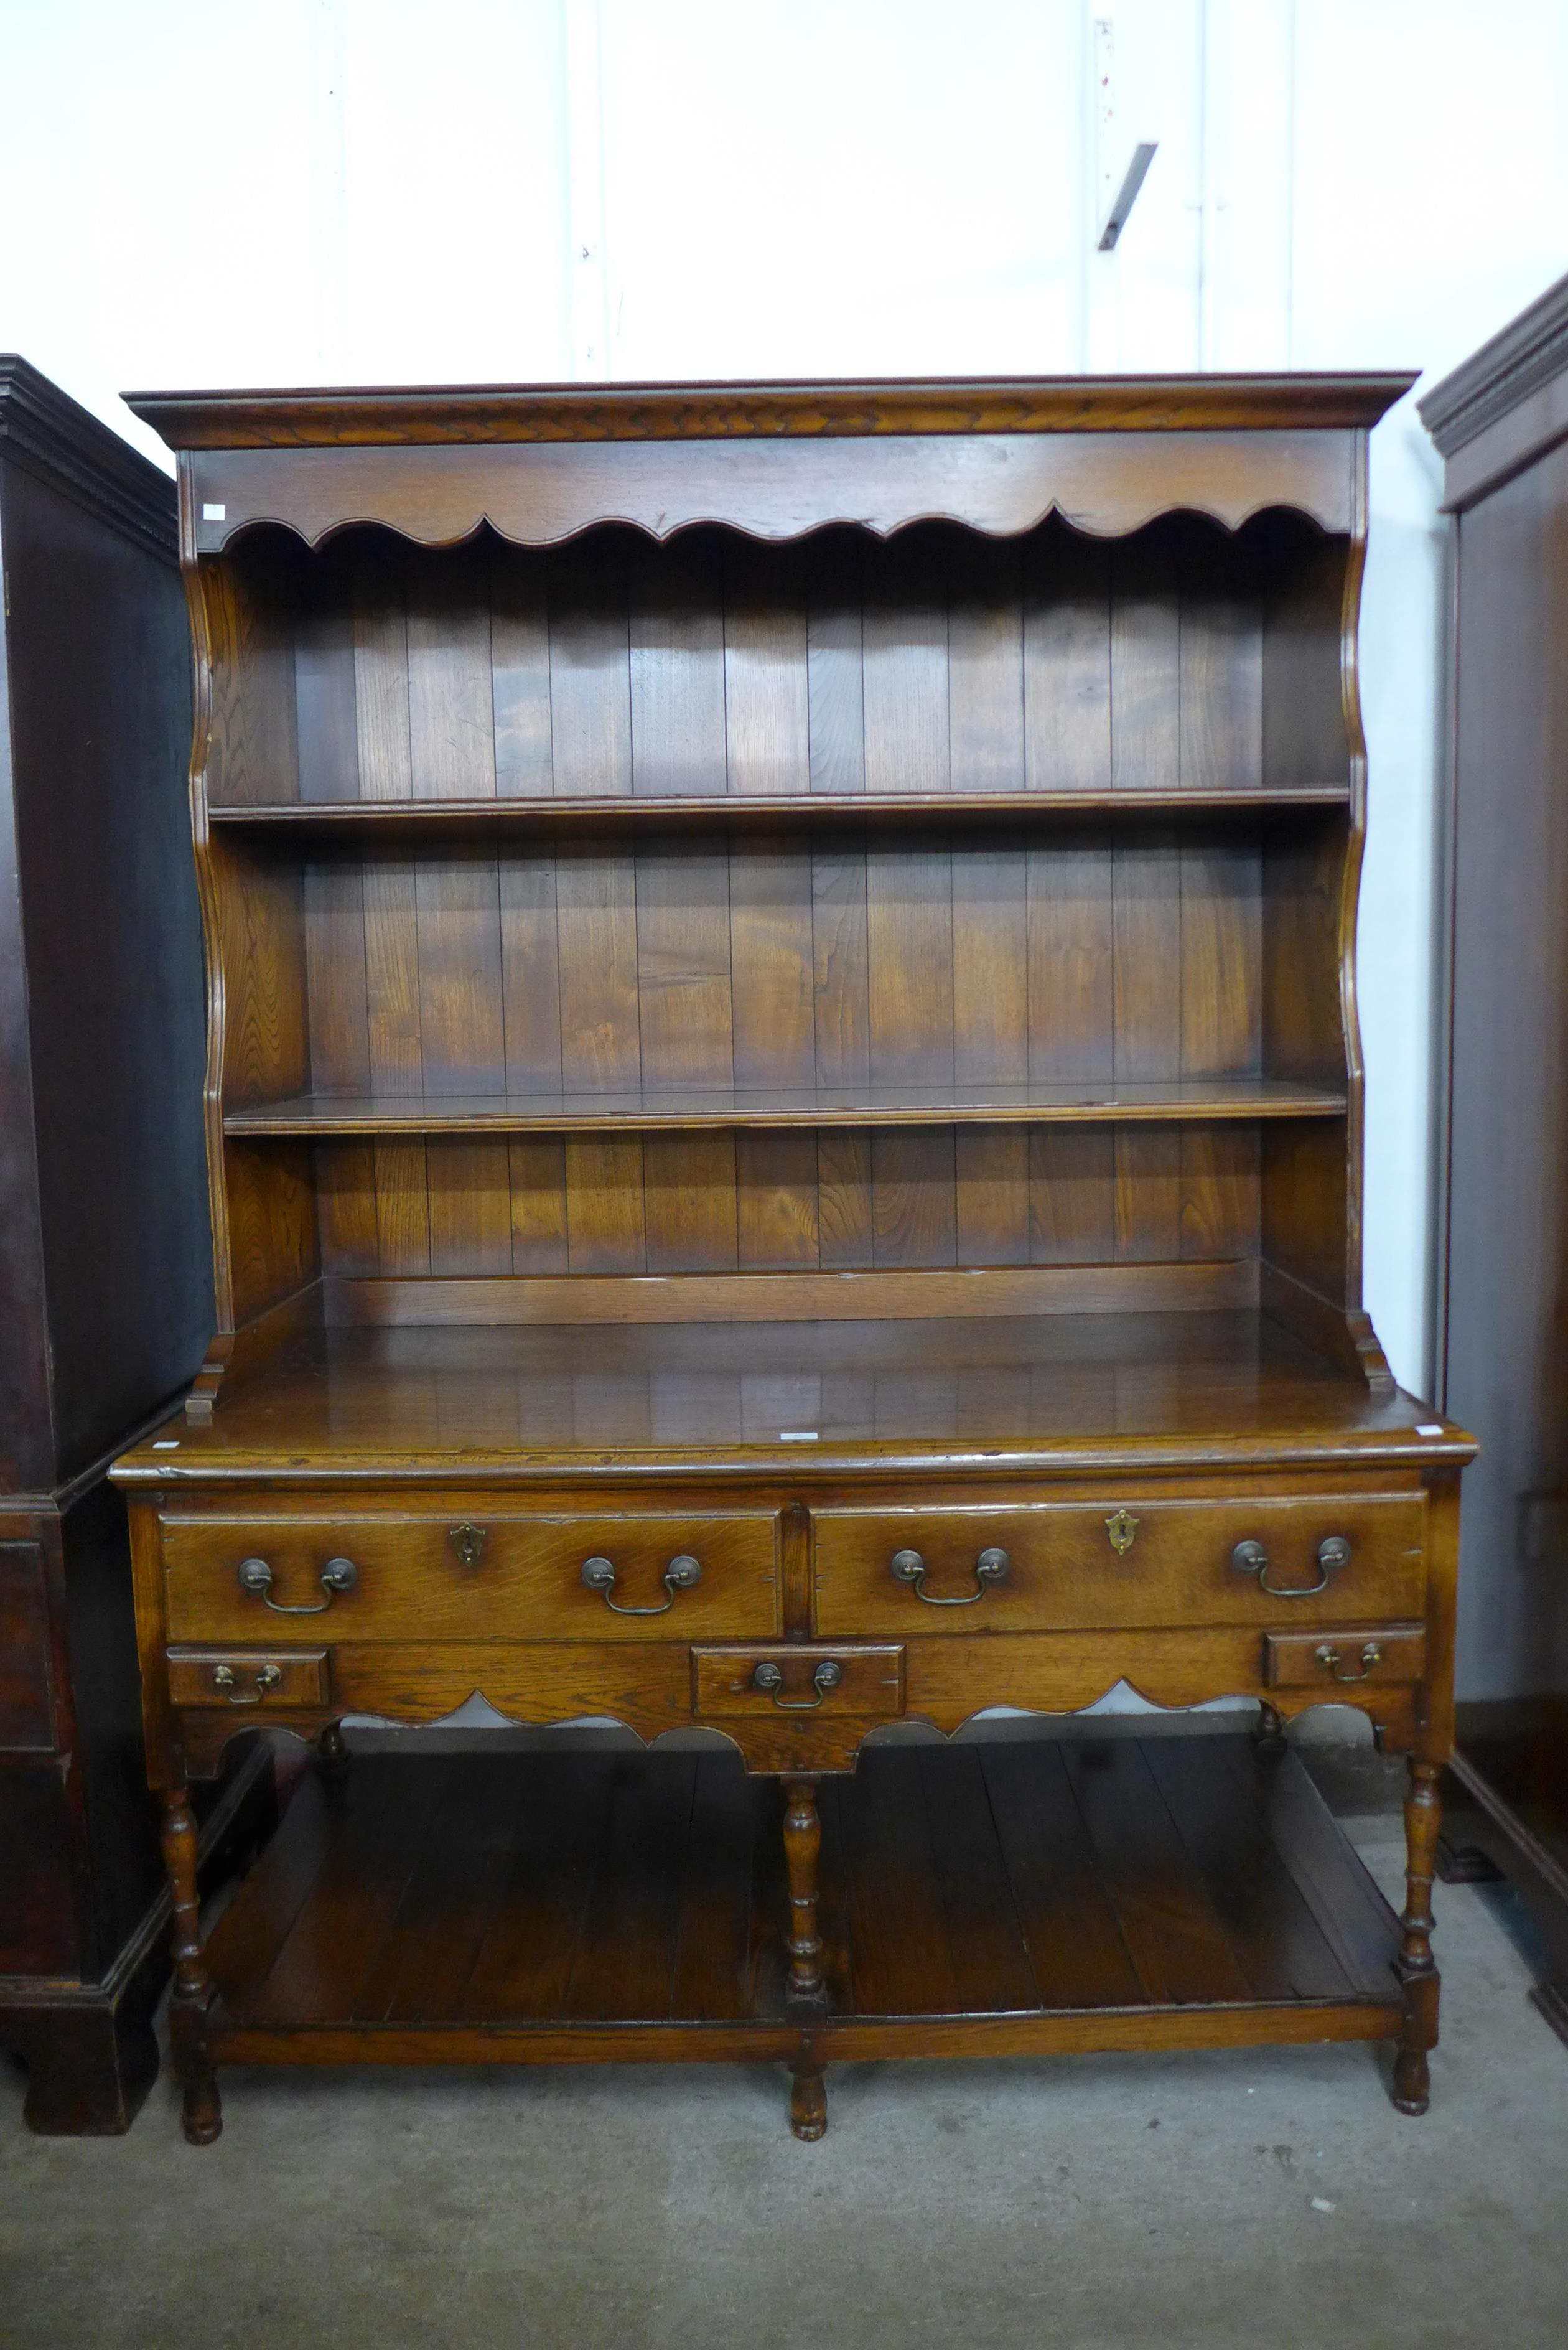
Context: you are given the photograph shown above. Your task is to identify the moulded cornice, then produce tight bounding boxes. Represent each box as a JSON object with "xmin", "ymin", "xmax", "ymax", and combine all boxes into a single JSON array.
[
  {"xmin": 1419, "ymin": 273, "xmax": 1568, "ymax": 454},
  {"xmin": 124, "ymin": 372, "xmax": 1417, "ymax": 452},
  {"xmin": 0, "ymin": 355, "xmax": 175, "ymax": 561}
]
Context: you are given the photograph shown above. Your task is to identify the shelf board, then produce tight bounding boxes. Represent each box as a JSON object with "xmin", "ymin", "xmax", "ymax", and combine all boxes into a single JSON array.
[
  {"xmin": 118, "ymin": 1307, "xmax": 1463, "ymax": 1476},
  {"xmin": 224, "ymin": 1077, "xmax": 1348, "ymax": 1137},
  {"xmin": 203, "ymin": 1738, "xmax": 1404, "ymax": 2066},
  {"xmin": 206, "ymin": 785, "xmax": 1351, "ymax": 840}
]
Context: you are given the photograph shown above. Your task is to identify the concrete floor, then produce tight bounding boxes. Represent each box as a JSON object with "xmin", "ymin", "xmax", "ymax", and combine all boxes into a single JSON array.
[{"xmin": 3, "ymin": 1737, "xmax": 1566, "ymax": 2350}]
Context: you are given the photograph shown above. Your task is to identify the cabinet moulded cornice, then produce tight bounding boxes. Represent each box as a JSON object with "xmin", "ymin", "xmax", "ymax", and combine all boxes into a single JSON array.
[{"xmin": 126, "ymin": 372, "xmax": 1418, "ymax": 451}]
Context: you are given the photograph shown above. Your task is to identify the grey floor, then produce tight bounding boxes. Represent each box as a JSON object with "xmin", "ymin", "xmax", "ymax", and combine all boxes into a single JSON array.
[{"xmin": 3, "ymin": 1734, "xmax": 1566, "ymax": 2350}]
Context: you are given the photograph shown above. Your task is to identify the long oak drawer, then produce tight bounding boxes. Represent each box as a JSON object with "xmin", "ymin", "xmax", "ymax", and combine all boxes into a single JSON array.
[
  {"xmin": 813, "ymin": 1495, "xmax": 1425, "ymax": 1636},
  {"xmin": 160, "ymin": 1511, "xmax": 780, "ymax": 1644}
]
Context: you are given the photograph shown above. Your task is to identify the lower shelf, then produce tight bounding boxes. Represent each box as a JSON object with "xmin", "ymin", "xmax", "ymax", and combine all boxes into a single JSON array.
[{"xmin": 205, "ymin": 1732, "xmax": 1405, "ymax": 2067}]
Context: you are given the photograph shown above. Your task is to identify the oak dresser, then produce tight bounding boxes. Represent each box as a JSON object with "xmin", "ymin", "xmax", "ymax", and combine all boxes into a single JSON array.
[{"xmin": 111, "ymin": 373, "xmax": 1474, "ymax": 2141}]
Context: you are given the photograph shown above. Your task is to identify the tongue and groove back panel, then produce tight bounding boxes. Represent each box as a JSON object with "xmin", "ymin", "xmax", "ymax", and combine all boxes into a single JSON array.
[
  {"xmin": 205, "ymin": 515, "xmax": 1346, "ymax": 808},
  {"xmin": 199, "ymin": 508, "xmax": 1351, "ymax": 1313}
]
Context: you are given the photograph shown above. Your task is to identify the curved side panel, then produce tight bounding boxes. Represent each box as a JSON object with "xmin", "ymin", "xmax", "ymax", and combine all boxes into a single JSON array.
[
  {"xmin": 189, "ymin": 431, "xmax": 1356, "ymax": 556},
  {"xmin": 1334, "ymin": 428, "xmax": 1393, "ymax": 1388},
  {"xmin": 179, "ymin": 493, "xmax": 322, "ymax": 1420},
  {"xmin": 178, "ymin": 462, "xmax": 234, "ymax": 1420}
]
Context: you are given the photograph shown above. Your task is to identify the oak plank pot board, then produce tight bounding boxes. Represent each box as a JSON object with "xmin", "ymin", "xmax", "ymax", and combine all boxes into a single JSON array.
[
  {"xmin": 1422, "ymin": 279, "xmax": 1568, "ymax": 2044},
  {"xmin": 113, "ymin": 370, "xmax": 1475, "ymax": 2143},
  {"xmin": 0, "ymin": 358, "xmax": 273, "ymax": 2134}
]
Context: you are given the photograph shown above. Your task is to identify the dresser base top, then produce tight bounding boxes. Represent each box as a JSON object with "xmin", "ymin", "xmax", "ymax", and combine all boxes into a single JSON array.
[{"xmin": 114, "ymin": 1309, "xmax": 1468, "ymax": 1488}]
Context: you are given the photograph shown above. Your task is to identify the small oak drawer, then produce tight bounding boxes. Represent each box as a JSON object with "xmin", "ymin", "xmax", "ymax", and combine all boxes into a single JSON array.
[
  {"xmin": 160, "ymin": 1512, "xmax": 780, "ymax": 1644},
  {"xmin": 813, "ymin": 1496, "xmax": 1425, "ymax": 1637},
  {"xmin": 691, "ymin": 1644, "xmax": 905, "ymax": 1720},
  {"xmin": 167, "ymin": 1647, "xmax": 328, "ymax": 1709},
  {"xmin": 1262, "ymin": 1626, "xmax": 1427, "ymax": 1689}
]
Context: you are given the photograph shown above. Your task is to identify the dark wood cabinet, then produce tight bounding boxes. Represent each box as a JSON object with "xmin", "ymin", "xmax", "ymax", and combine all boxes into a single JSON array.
[
  {"xmin": 0, "ymin": 358, "xmax": 270, "ymax": 2132},
  {"xmin": 1422, "ymin": 282, "xmax": 1568, "ymax": 2044},
  {"xmin": 114, "ymin": 372, "xmax": 1472, "ymax": 2143}
]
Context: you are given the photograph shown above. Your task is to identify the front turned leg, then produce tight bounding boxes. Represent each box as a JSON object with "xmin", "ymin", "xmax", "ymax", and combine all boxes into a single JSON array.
[
  {"xmin": 1393, "ymin": 1758, "xmax": 1442, "ymax": 2115},
  {"xmin": 782, "ymin": 1778, "xmax": 826, "ymax": 2010},
  {"xmin": 790, "ymin": 2036, "xmax": 828, "ymax": 2142},
  {"xmin": 159, "ymin": 1787, "xmax": 222, "ymax": 2146}
]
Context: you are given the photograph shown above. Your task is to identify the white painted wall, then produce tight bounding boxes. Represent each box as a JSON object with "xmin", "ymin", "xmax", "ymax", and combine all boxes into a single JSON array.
[{"xmin": 3, "ymin": 0, "xmax": 1566, "ymax": 1506}]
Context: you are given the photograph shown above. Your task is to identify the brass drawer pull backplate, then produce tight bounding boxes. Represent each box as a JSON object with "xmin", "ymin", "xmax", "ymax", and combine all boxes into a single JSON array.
[
  {"xmin": 1314, "ymin": 1639, "xmax": 1383, "ymax": 1683},
  {"xmin": 581, "ymin": 1552, "xmax": 702, "ymax": 1616},
  {"xmin": 237, "ymin": 1555, "xmax": 358, "ymax": 1615},
  {"xmin": 1233, "ymin": 1535, "xmax": 1351, "ymax": 1598},
  {"xmin": 890, "ymin": 1546, "xmax": 1010, "ymax": 1606},
  {"xmin": 752, "ymin": 1659, "xmax": 843, "ymax": 1711},
  {"xmin": 212, "ymin": 1662, "xmax": 282, "ymax": 1706}
]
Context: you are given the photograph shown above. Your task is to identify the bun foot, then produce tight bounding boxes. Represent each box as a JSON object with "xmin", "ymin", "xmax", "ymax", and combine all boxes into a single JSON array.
[
  {"xmin": 180, "ymin": 2079, "xmax": 223, "ymax": 2146},
  {"xmin": 789, "ymin": 2051, "xmax": 827, "ymax": 2142}
]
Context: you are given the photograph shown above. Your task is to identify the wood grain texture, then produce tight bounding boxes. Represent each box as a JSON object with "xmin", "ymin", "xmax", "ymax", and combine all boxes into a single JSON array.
[
  {"xmin": 186, "ymin": 1739, "xmax": 1407, "ymax": 2061},
  {"xmin": 206, "ymin": 520, "xmax": 1340, "ymax": 810},
  {"xmin": 180, "ymin": 433, "xmax": 1363, "ymax": 557},
  {"xmin": 117, "ymin": 1306, "xmax": 1463, "ymax": 1474},
  {"xmin": 134, "ymin": 374, "xmax": 1416, "ymax": 449},
  {"xmin": 303, "ymin": 1112, "xmax": 1286, "ymax": 1279},
  {"xmin": 253, "ymin": 806, "xmax": 1286, "ymax": 1282}
]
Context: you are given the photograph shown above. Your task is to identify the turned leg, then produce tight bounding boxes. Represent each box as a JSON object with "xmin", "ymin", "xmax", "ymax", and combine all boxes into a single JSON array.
[
  {"xmin": 316, "ymin": 1719, "xmax": 352, "ymax": 1783},
  {"xmin": 790, "ymin": 2036, "xmax": 827, "ymax": 2142},
  {"xmin": 1253, "ymin": 1701, "xmax": 1285, "ymax": 1745},
  {"xmin": 159, "ymin": 1786, "xmax": 222, "ymax": 2146},
  {"xmin": 782, "ymin": 1778, "xmax": 826, "ymax": 2009},
  {"xmin": 1393, "ymin": 1757, "xmax": 1442, "ymax": 2115}
]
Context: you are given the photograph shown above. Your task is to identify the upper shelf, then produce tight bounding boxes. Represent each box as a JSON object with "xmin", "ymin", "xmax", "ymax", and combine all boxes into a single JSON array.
[
  {"xmin": 208, "ymin": 785, "xmax": 1351, "ymax": 841},
  {"xmin": 225, "ymin": 1078, "xmax": 1348, "ymax": 1138}
]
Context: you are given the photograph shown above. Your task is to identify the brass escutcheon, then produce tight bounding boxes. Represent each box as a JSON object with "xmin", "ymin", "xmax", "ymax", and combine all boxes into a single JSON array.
[
  {"xmin": 1105, "ymin": 1509, "xmax": 1139, "ymax": 1556},
  {"xmin": 449, "ymin": 1522, "xmax": 487, "ymax": 1570}
]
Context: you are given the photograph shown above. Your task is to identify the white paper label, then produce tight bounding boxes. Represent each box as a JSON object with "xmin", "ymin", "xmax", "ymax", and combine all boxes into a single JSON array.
[
  {"xmin": 1415, "ymin": 1423, "xmax": 1444, "ymax": 1436},
  {"xmin": 202, "ymin": 502, "xmax": 226, "ymax": 521},
  {"xmin": 779, "ymin": 1430, "xmax": 819, "ymax": 1442},
  {"xmin": 152, "ymin": 1439, "xmax": 180, "ymax": 1449}
]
